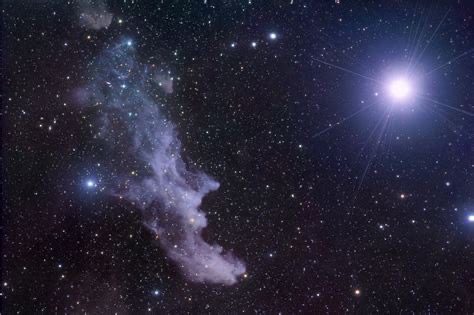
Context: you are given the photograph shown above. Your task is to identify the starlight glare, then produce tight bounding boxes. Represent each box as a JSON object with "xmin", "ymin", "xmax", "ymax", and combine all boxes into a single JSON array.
[
  {"xmin": 387, "ymin": 77, "xmax": 413, "ymax": 101},
  {"xmin": 86, "ymin": 180, "xmax": 96, "ymax": 188}
]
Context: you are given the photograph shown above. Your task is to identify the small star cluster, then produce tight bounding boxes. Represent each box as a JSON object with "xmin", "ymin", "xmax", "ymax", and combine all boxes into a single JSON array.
[{"xmin": 3, "ymin": 0, "xmax": 474, "ymax": 314}]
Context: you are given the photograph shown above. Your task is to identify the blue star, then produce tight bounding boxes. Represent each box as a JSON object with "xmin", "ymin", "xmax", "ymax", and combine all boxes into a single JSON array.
[{"xmin": 86, "ymin": 179, "xmax": 97, "ymax": 188}]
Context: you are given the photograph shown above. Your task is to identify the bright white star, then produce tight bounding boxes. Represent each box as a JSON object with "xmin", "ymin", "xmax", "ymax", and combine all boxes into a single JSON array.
[
  {"xmin": 468, "ymin": 215, "xmax": 474, "ymax": 222},
  {"xmin": 86, "ymin": 180, "xmax": 96, "ymax": 188},
  {"xmin": 387, "ymin": 77, "xmax": 413, "ymax": 101}
]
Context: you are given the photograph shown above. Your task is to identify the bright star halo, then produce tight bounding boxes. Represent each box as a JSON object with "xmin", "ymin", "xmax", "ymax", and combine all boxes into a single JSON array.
[
  {"xmin": 86, "ymin": 179, "xmax": 97, "ymax": 188},
  {"xmin": 387, "ymin": 77, "xmax": 413, "ymax": 101},
  {"xmin": 383, "ymin": 71, "xmax": 420, "ymax": 107}
]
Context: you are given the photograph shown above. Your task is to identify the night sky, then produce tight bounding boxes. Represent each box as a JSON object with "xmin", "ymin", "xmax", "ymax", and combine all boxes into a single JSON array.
[{"xmin": 3, "ymin": 0, "xmax": 474, "ymax": 314}]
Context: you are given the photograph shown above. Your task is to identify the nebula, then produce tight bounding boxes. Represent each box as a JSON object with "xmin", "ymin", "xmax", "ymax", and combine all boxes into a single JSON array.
[
  {"xmin": 84, "ymin": 40, "xmax": 245, "ymax": 285},
  {"xmin": 77, "ymin": 0, "xmax": 113, "ymax": 31}
]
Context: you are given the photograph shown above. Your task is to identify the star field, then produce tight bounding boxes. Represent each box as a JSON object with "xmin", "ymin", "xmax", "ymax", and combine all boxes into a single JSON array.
[{"xmin": 3, "ymin": 0, "xmax": 474, "ymax": 313}]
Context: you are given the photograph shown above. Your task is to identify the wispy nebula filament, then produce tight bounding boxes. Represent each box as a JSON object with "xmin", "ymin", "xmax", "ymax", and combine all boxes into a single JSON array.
[{"xmin": 84, "ymin": 40, "xmax": 245, "ymax": 285}]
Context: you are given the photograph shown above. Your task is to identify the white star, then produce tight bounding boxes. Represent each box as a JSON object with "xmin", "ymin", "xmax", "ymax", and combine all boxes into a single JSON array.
[
  {"xmin": 387, "ymin": 77, "xmax": 413, "ymax": 101},
  {"xmin": 86, "ymin": 180, "xmax": 96, "ymax": 188}
]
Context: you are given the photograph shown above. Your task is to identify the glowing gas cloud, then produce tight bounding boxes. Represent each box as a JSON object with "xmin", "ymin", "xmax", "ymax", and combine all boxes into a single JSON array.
[{"xmin": 83, "ymin": 40, "xmax": 245, "ymax": 285}]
